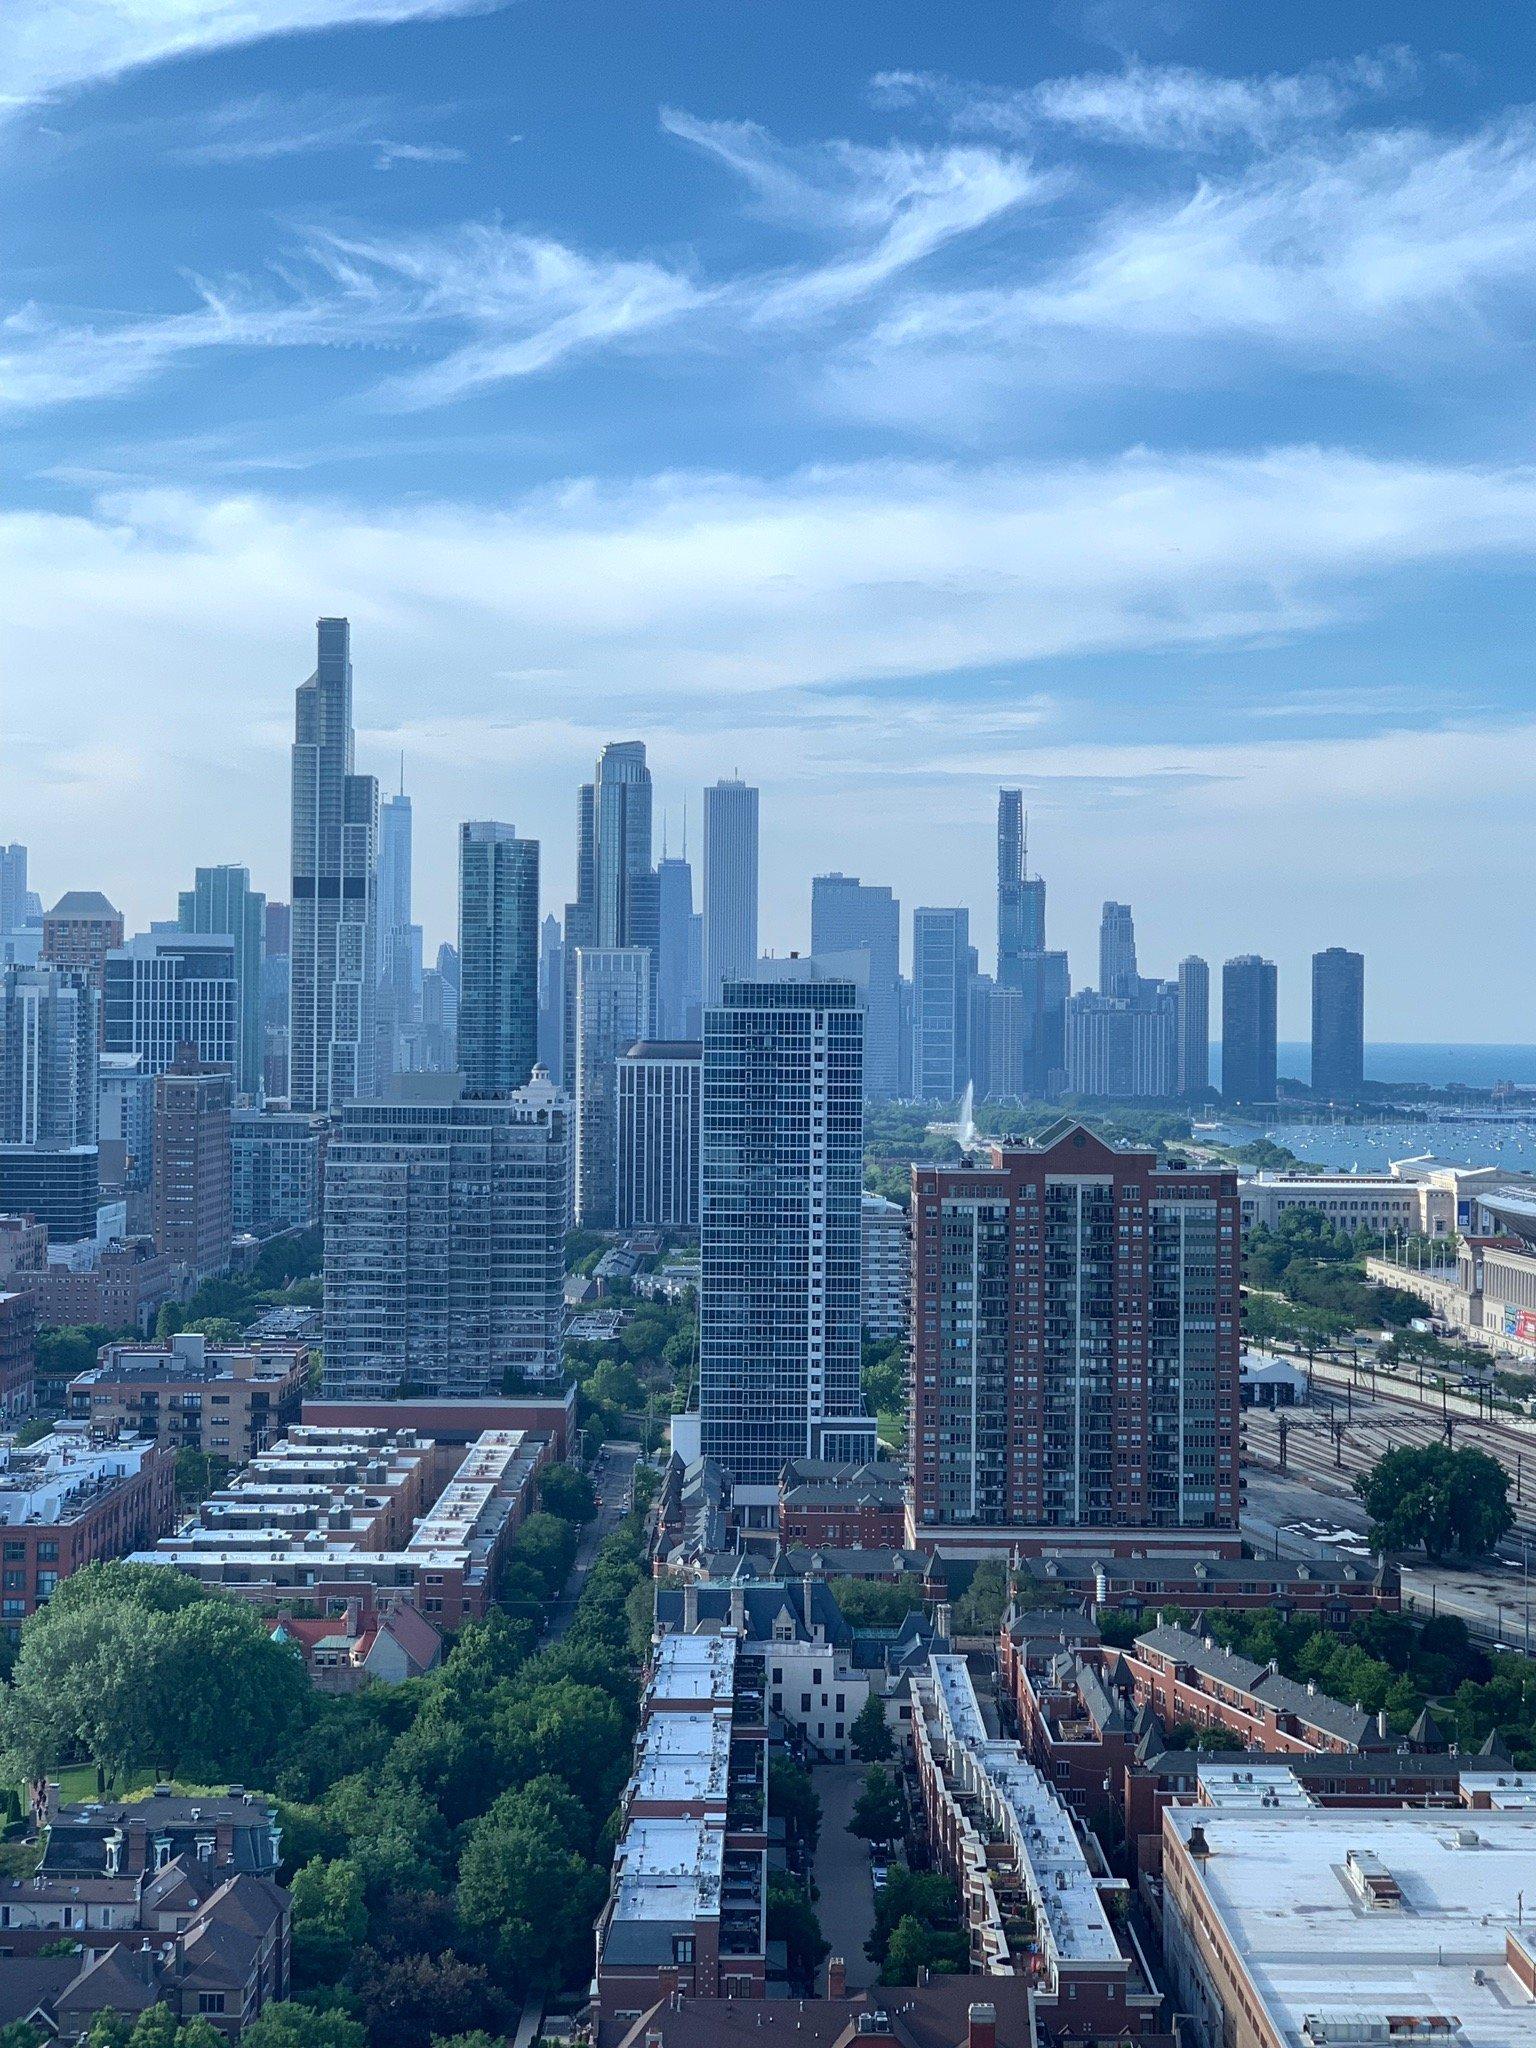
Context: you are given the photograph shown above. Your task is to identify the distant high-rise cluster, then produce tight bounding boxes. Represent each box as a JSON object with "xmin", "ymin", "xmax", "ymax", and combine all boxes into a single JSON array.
[{"xmin": 1, "ymin": 604, "xmax": 1376, "ymax": 1482}]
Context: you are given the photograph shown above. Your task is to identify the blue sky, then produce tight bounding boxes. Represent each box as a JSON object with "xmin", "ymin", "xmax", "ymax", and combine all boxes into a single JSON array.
[{"xmin": 6, "ymin": 0, "xmax": 1536, "ymax": 1039}]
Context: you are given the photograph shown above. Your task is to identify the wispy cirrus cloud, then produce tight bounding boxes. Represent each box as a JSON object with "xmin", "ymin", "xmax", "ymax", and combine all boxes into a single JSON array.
[
  {"xmin": 854, "ymin": 109, "xmax": 1536, "ymax": 419},
  {"xmin": 661, "ymin": 110, "xmax": 1049, "ymax": 322},
  {"xmin": 158, "ymin": 90, "xmax": 466, "ymax": 168},
  {"xmin": 871, "ymin": 50, "xmax": 1419, "ymax": 151},
  {"xmin": 10, "ymin": 444, "xmax": 1536, "ymax": 698},
  {"xmin": 0, "ymin": 113, "xmax": 1044, "ymax": 414},
  {"xmin": 0, "ymin": 0, "xmax": 507, "ymax": 113}
]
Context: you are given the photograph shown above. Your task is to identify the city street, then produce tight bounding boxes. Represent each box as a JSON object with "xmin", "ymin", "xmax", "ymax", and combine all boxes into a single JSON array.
[{"xmin": 813, "ymin": 1764, "xmax": 880, "ymax": 1991}]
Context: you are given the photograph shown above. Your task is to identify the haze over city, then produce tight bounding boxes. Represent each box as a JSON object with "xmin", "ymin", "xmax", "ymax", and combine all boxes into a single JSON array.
[{"xmin": 7, "ymin": 1, "xmax": 1536, "ymax": 1037}]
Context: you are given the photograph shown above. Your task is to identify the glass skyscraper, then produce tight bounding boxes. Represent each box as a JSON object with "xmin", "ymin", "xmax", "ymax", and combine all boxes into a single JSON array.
[
  {"xmin": 457, "ymin": 822, "xmax": 539, "ymax": 1096},
  {"xmin": 1222, "ymin": 954, "xmax": 1279, "ymax": 1105},
  {"xmin": 178, "ymin": 864, "xmax": 265, "ymax": 1098},
  {"xmin": 323, "ymin": 1070, "xmax": 571, "ymax": 1396},
  {"xmin": 811, "ymin": 872, "xmax": 900, "ymax": 1100},
  {"xmin": 574, "ymin": 946, "xmax": 652, "ymax": 1225},
  {"xmin": 699, "ymin": 976, "xmax": 874, "ymax": 1508},
  {"xmin": 701, "ymin": 778, "xmax": 758, "ymax": 1005},
  {"xmin": 912, "ymin": 907, "xmax": 971, "ymax": 1100},
  {"xmin": 289, "ymin": 617, "xmax": 378, "ymax": 1114},
  {"xmin": 104, "ymin": 932, "xmax": 239, "ymax": 1078},
  {"xmin": 1312, "ymin": 946, "xmax": 1365, "ymax": 1101}
]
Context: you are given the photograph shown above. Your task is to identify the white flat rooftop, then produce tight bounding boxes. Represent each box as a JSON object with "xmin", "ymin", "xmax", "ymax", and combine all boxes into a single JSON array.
[
  {"xmin": 1197, "ymin": 1762, "xmax": 1315, "ymax": 1811},
  {"xmin": 611, "ymin": 1817, "xmax": 725, "ymax": 1923},
  {"xmin": 649, "ymin": 1632, "xmax": 737, "ymax": 1706},
  {"xmin": 632, "ymin": 1709, "xmax": 732, "ymax": 1808},
  {"xmin": 1167, "ymin": 1807, "xmax": 1536, "ymax": 2047},
  {"xmin": 1460, "ymin": 1770, "xmax": 1536, "ymax": 1810}
]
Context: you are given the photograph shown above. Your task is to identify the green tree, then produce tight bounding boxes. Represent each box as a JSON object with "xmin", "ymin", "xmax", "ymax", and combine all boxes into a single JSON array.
[
  {"xmin": 290, "ymin": 1857, "xmax": 368, "ymax": 1985},
  {"xmin": 953, "ymin": 1560, "xmax": 1008, "ymax": 1636},
  {"xmin": 456, "ymin": 1778, "xmax": 606, "ymax": 1991},
  {"xmin": 1355, "ymin": 1444, "xmax": 1514, "ymax": 1559},
  {"xmin": 765, "ymin": 1873, "xmax": 828, "ymax": 1990},
  {"xmin": 768, "ymin": 1754, "xmax": 821, "ymax": 1855},
  {"xmin": 849, "ymin": 1696, "xmax": 894, "ymax": 1762},
  {"xmin": 825, "ymin": 1579, "xmax": 914, "ymax": 1629},
  {"xmin": 538, "ymin": 1465, "xmax": 596, "ymax": 1524},
  {"xmin": 241, "ymin": 2006, "xmax": 367, "ymax": 2048},
  {"xmin": 881, "ymin": 1914, "xmax": 968, "ymax": 1985},
  {"xmin": 848, "ymin": 1766, "xmax": 903, "ymax": 1848},
  {"xmin": 489, "ymin": 1679, "xmax": 627, "ymax": 1818},
  {"xmin": 173, "ymin": 1447, "xmax": 230, "ymax": 1504}
]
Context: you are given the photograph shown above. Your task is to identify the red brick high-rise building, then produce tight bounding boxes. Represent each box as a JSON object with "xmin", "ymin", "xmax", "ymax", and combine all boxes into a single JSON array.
[
  {"xmin": 152, "ymin": 1045, "xmax": 232, "ymax": 1283},
  {"xmin": 909, "ymin": 1121, "xmax": 1240, "ymax": 1548}
]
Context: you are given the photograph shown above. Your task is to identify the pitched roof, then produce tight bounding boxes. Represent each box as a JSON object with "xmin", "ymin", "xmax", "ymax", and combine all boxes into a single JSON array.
[
  {"xmin": 46, "ymin": 891, "xmax": 120, "ymax": 919},
  {"xmin": 1252, "ymin": 1671, "xmax": 1377, "ymax": 1748},
  {"xmin": 1134, "ymin": 1625, "xmax": 1270, "ymax": 1692}
]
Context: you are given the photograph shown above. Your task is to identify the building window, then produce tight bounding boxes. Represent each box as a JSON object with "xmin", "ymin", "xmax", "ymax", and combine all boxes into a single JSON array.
[{"xmin": 198, "ymin": 1995, "xmax": 227, "ymax": 2015}]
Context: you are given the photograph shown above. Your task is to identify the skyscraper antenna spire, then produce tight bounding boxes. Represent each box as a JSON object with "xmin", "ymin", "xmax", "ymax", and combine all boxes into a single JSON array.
[
  {"xmin": 662, "ymin": 810, "xmax": 669, "ymax": 860},
  {"xmin": 399, "ymin": 750, "xmax": 405, "ymax": 798},
  {"xmin": 681, "ymin": 800, "xmax": 688, "ymax": 863},
  {"xmin": 1022, "ymin": 810, "xmax": 1029, "ymax": 880}
]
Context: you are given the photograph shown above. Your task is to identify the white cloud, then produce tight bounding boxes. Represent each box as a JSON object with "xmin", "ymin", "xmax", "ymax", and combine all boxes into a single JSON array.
[
  {"xmin": 8, "ymin": 444, "xmax": 1536, "ymax": 705},
  {"xmin": 0, "ymin": 0, "xmax": 503, "ymax": 112},
  {"xmin": 372, "ymin": 139, "xmax": 465, "ymax": 168},
  {"xmin": 871, "ymin": 51, "xmax": 1418, "ymax": 152},
  {"xmin": 8, "ymin": 444, "xmax": 1536, "ymax": 1033},
  {"xmin": 860, "ymin": 111, "xmax": 1536, "ymax": 401},
  {"xmin": 661, "ymin": 109, "xmax": 1050, "ymax": 322},
  {"xmin": 0, "ymin": 111, "xmax": 1046, "ymax": 415}
]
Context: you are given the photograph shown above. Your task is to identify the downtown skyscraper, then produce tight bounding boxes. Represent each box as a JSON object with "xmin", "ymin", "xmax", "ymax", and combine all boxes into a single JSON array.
[
  {"xmin": 810, "ymin": 873, "xmax": 900, "ymax": 1100},
  {"xmin": 1312, "ymin": 947, "xmax": 1365, "ymax": 1101},
  {"xmin": 912, "ymin": 907, "xmax": 971, "ymax": 1100},
  {"xmin": 457, "ymin": 822, "xmax": 539, "ymax": 1096},
  {"xmin": 699, "ymin": 976, "xmax": 873, "ymax": 1506},
  {"xmin": 701, "ymin": 778, "xmax": 758, "ymax": 1005},
  {"xmin": 1222, "ymin": 954, "xmax": 1279, "ymax": 1105},
  {"xmin": 177, "ymin": 865, "xmax": 265, "ymax": 1098},
  {"xmin": 289, "ymin": 618, "xmax": 377, "ymax": 1114}
]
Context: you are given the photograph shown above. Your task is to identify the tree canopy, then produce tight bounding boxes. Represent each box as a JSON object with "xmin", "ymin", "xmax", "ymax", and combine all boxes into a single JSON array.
[{"xmin": 1355, "ymin": 1443, "xmax": 1514, "ymax": 1560}]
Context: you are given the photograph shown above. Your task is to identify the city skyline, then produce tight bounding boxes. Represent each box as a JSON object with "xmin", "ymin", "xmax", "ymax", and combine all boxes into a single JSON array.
[{"xmin": 6, "ymin": 5, "xmax": 1536, "ymax": 1039}]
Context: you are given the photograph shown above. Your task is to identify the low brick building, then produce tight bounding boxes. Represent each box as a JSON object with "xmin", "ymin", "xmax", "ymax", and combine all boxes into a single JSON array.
[
  {"xmin": 777, "ymin": 1458, "xmax": 905, "ymax": 1550},
  {"xmin": 0, "ymin": 1427, "xmax": 174, "ymax": 1630},
  {"xmin": 14, "ymin": 1237, "xmax": 182, "ymax": 1343},
  {"xmin": 594, "ymin": 1632, "xmax": 769, "ymax": 2041},
  {"xmin": 0, "ymin": 1290, "xmax": 36, "ymax": 1424},
  {"xmin": 69, "ymin": 1331, "xmax": 307, "ymax": 1465}
]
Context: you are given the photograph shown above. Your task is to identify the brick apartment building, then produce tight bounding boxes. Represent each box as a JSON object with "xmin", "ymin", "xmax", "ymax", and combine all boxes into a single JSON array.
[
  {"xmin": 594, "ymin": 1632, "xmax": 769, "ymax": 2041},
  {"xmin": 70, "ymin": 1330, "xmax": 307, "ymax": 1464},
  {"xmin": 13, "ymin": 1237, "xmax": 183, "ymax": 1347},
  {"xmin": 910, "ymin": 1123, "xmax": 1240, "ymax": 1549},
  {"xmin": 0, "ymin": 1427, "xmax": 175, "ymax": 1629},
  {"xmin": 0, "ymin": 1288, "xmax": 35, "ymax": 1423},
  {"xmin": 152, "ymin": 1047, "xmax": 232, "ymax": 1284},
  {"xmin": 776, "ymin": 1458, "xmax": 905, "ymax": 1550}
]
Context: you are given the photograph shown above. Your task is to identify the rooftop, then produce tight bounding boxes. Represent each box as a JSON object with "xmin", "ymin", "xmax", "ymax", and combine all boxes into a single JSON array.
[
  {"xmin": 632, "ymin": 1709, "xmax": 734, "ymax": 1809},
  {"xmin": 1167, "ymin": 1806, "xmax": 1536, "ymax": 2048},
  {"xmin": 649, "ymin": 1631, "xmax": 738, "ymax": 1708}
]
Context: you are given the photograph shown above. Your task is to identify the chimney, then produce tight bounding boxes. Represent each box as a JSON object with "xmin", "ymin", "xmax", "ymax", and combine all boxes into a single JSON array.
[
  {"xmin": 1378, "ymin": 1709, "xmax": 1389, "ymax": 1738},
  {"xmin": 729, "ymin": 1584, "xmax": 746, "ymax": 1634},
  {"xmin": 968, "ymin": 2004, "xmax": 998, "ymax": 2048},
  {"xmin": 683, "ymin": 1581, "xmax": 699, "ymax": 1632},
  {"xmin": 827, "ymin": 1957, "xmax": 846, "ymax": 1999},
  {"xmin": 1188, "ymin": 1824, "xmax": 1211, "ymax": 1860},
  {"xmin": 657, "ymin": 1966, "xmax": 679, "ymax": 2000},
  {"xmin": 802, "ymin": 1577, "xmax": 814, "ymax": 1634},
  {"xmin": 934, "ymin": 1600, "xmax": 952, "ymax": 1642}
]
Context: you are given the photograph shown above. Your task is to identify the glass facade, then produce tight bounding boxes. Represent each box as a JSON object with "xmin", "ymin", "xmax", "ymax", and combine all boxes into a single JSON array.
[{"xmin": 699, "ymin": 978, "xmax": 873, "ymax": 1498}]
